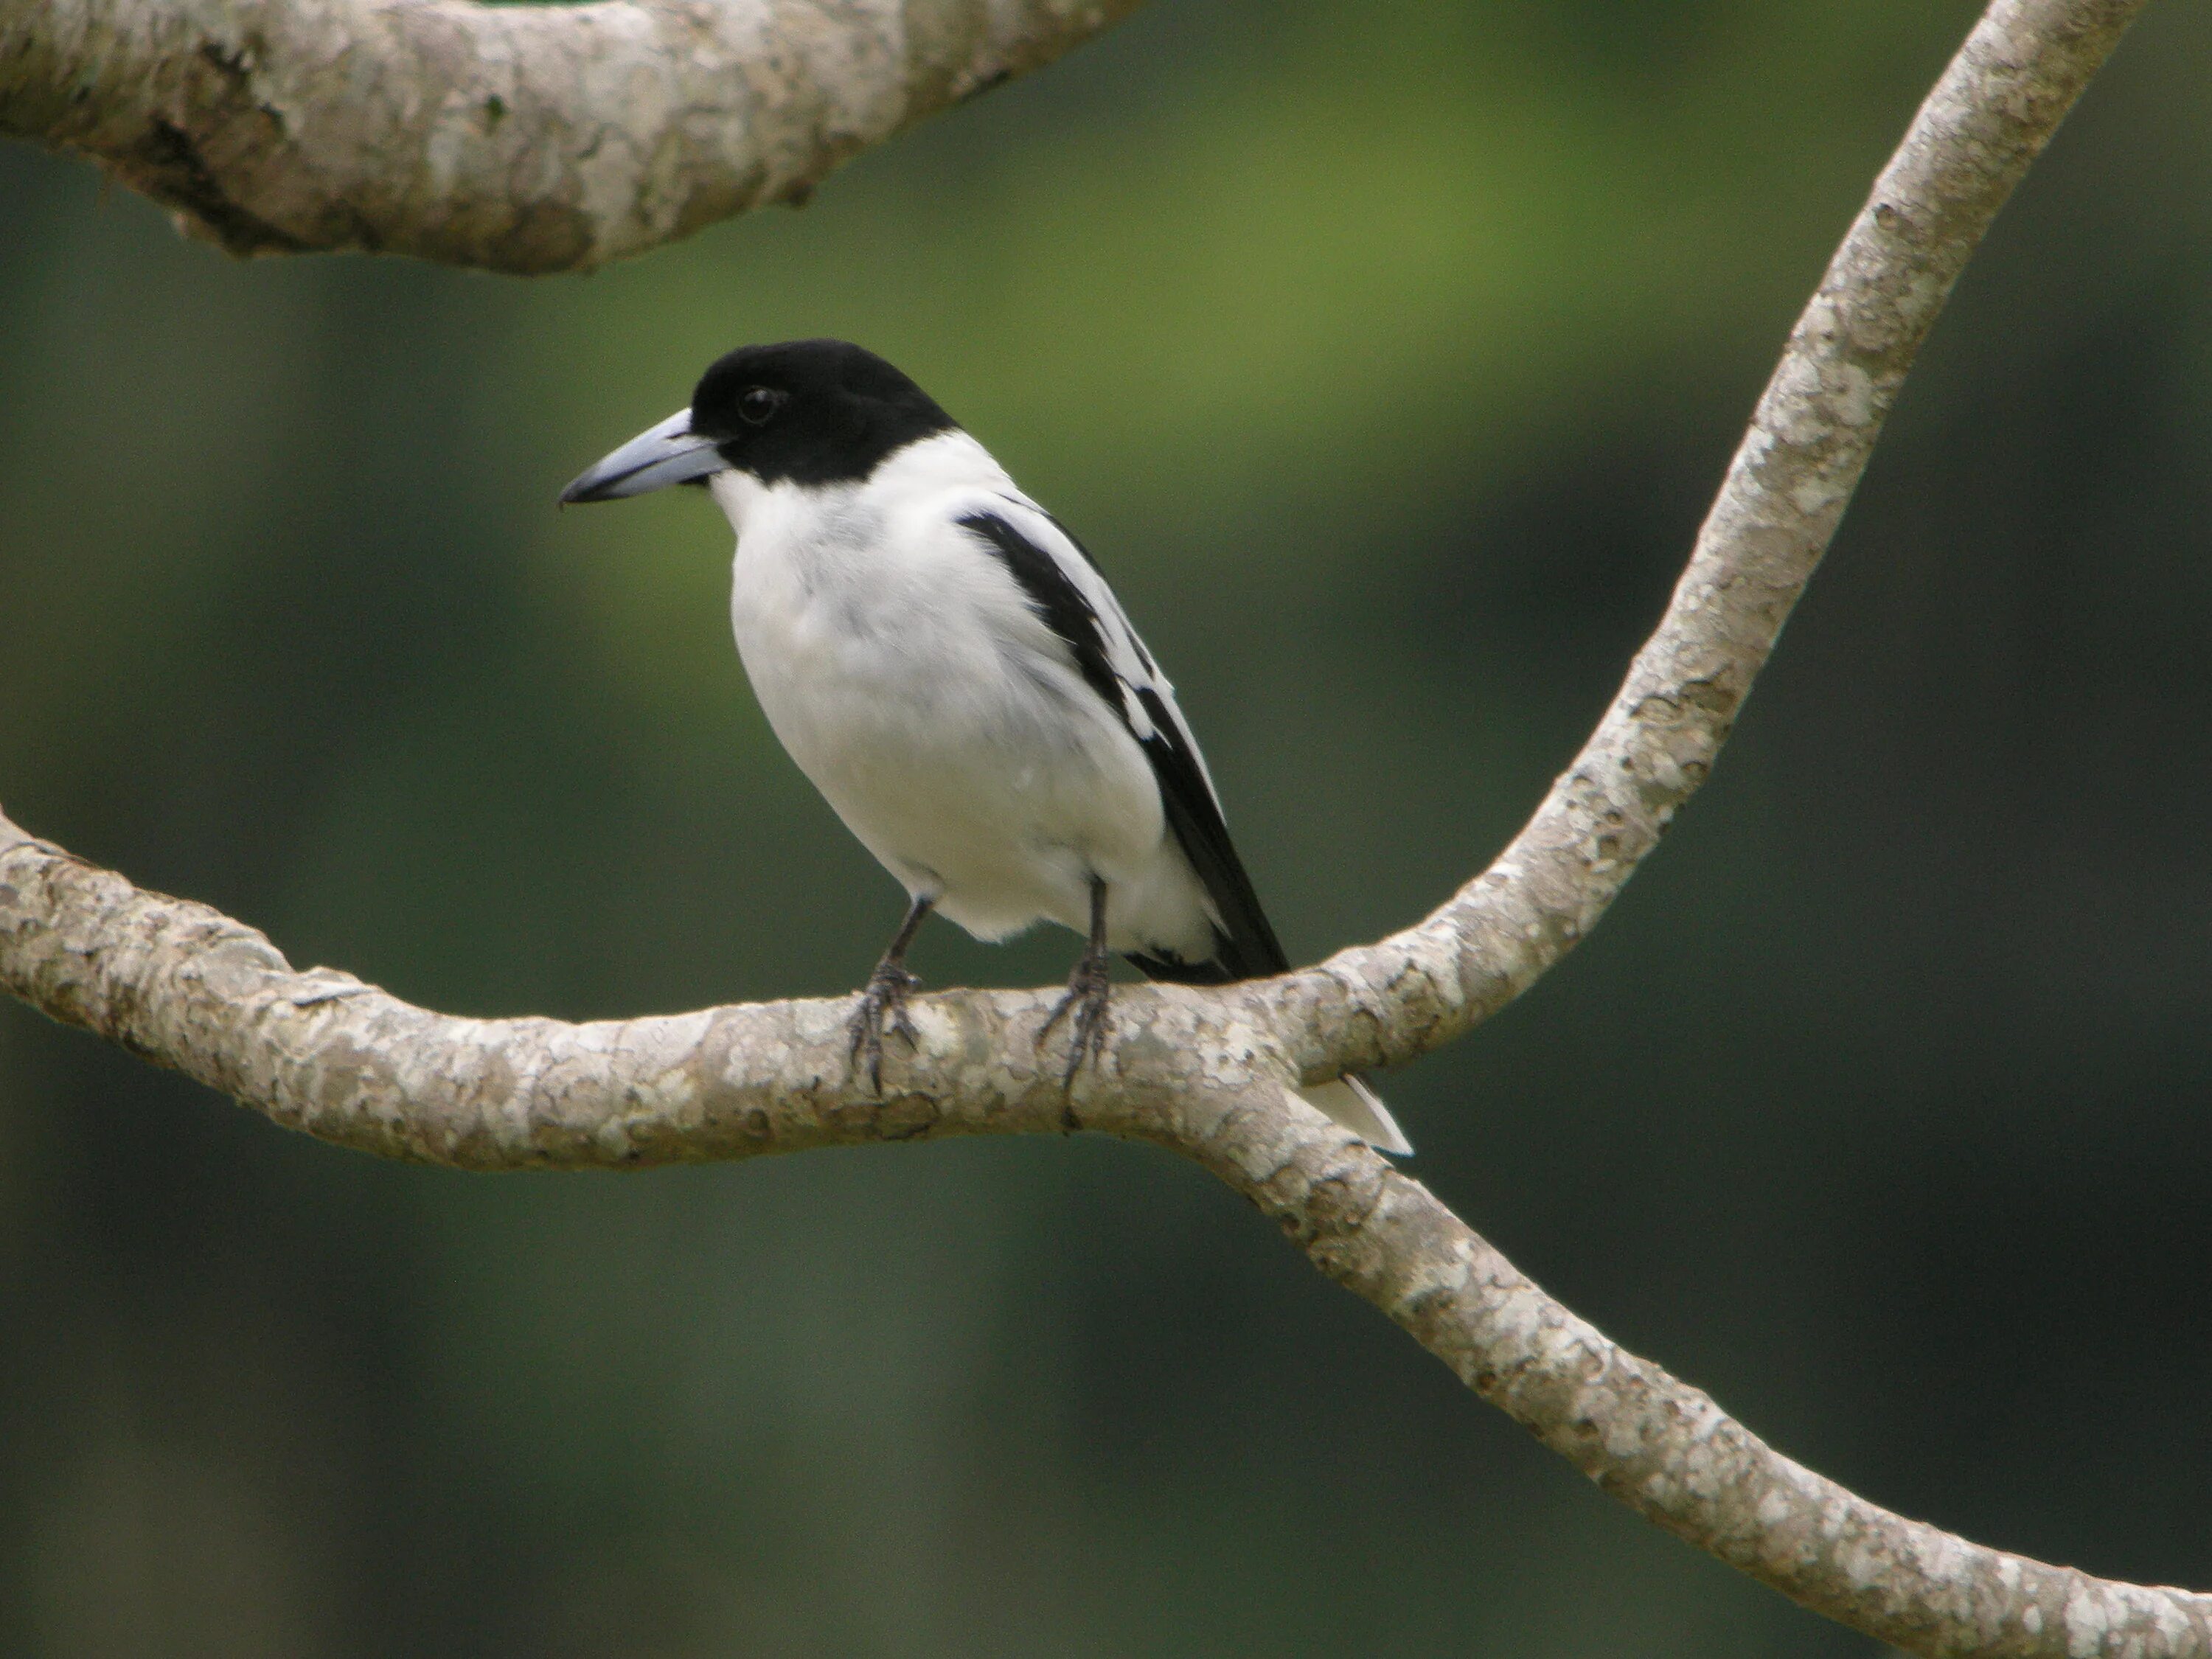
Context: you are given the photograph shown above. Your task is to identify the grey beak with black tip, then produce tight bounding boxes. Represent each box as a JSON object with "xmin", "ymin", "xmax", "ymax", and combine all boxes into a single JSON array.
[{"xmin": 560, "ymin": 408, "xmax": 728, "ymax": 504}]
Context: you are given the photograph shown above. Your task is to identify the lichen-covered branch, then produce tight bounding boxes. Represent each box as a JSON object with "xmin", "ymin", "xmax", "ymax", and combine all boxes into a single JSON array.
[
  {"xmin": 0, "ymin": 0, "xmax": 1140, "ymax": 271},
  {"xmin": 8, "ymin": 790, "xmax": 2212, "ymax": 1658},
  {"xmin": 1265, "ymin": 0, "xmax": 2152, "ymax": 1087},
  {"xmin": 0, "ymin": 806, "xmax": 1266, "ymax": 1169},
  {"xmin": 1, "ymin": 0, "xmax": 2192, "ymax": 1652}
]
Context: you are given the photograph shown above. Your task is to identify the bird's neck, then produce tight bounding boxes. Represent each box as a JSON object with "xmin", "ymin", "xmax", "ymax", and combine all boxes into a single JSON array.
[
  {"xmin": 708, "ymin": 469, "xmax": 771, "ymax": 539},
  {"xmin": 711, "ymin": 429, "xmax": 1015, "ymax": 545}
]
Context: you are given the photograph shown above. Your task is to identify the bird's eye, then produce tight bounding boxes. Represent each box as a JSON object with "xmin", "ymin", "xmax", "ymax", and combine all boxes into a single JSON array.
[{"xmin": 737, "ymin": 386, "xmax": 784, "ymax": 425}]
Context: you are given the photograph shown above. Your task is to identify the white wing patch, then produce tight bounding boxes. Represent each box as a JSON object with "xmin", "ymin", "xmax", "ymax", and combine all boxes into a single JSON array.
[{"xmin": 980, "ymin": 490, "xmax": 1223, "ymax": 813}]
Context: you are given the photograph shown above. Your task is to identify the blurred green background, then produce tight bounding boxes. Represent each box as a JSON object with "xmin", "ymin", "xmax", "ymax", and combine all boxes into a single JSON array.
[{"xmin": 7, "ymin": 1, "xmax": 2212, "ymax": 1652}]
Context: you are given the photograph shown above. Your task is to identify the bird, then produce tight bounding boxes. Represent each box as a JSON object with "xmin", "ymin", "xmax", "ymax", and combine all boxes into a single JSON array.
[{"xmin": 560, "ymin": 339, "xmax": 1410, "ymax": 1155}]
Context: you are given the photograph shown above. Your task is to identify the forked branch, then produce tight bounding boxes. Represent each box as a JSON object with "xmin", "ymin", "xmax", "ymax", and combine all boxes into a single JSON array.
[{"xmin": 0, "ymin": 0, "xmax": 2192, "ymax": 1652}]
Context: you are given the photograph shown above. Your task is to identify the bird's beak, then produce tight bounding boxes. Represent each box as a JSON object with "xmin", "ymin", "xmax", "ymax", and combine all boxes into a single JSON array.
[{"xmin": 559, "ymin": 408, "xmax": 727, "ymax": 504}]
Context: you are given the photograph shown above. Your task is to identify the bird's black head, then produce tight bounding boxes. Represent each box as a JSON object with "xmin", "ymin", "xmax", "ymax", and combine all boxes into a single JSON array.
[
  {"xmin": 690, "ymin": 340, "xmax": 958, "ymax": 487},
  {"xmin": 559, "ymin": 339, "xmax": 957, "ymax": 506}
]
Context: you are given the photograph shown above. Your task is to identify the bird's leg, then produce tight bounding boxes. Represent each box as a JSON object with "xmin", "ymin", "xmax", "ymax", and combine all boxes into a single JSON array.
[
  {"xmin": 849, "ymin": 894, "xmax": 933, "ymax": 1094},
  {"xmin": 1040, "ymin": 875, "xmax": 1114, "ymax": 1088}
]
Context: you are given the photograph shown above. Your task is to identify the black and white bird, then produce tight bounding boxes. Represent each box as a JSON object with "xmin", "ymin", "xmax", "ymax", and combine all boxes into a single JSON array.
[{"xmin": 560, "ymin": 340, "xmax": 1409, "ymax": 1155}]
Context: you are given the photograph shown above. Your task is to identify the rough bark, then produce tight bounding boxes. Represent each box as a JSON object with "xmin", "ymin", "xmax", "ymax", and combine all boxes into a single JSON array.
[
  {"xmin": 0, "ymin": 0, "xmax": 2191, "ymax": 1653},
  {"xmin": 0, "ymin": 0, "xmax": 1140, "ymax": 271},
  {"xmin": 1260, "ymin": 0, "xmax": 2152, "ymax": 1085}
]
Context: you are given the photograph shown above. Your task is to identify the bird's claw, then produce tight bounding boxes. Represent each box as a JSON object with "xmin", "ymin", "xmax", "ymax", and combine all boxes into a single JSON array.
[
  {"xmin": 1038, "ymin": 955, "xmax": 1113, "ymax": 1089},
  {"xmin": 848, "ymin": 962, "xmax": 922, "ymax": 1094}
]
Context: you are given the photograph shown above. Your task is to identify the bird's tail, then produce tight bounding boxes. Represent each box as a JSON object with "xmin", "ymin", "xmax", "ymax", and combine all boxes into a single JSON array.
[
  {"xmin": 1293, "ymin": 1075, "xmax": 1413, "ymax": 1156},
  {"xmin": 1123, "ymin": 952, "xmax": 1410, "ymax": 1153}
]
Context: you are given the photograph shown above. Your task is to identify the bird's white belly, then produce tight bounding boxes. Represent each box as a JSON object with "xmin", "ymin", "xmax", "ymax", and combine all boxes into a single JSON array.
[{"xmin": 727, "ymin": 515, "xmax": 1211, "ymax": 955}]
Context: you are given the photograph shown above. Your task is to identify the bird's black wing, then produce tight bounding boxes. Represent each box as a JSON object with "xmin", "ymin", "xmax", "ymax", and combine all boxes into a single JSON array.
[{"xmin": 956, "ymin": 507, "xmax": 1290, "ymax": 984}]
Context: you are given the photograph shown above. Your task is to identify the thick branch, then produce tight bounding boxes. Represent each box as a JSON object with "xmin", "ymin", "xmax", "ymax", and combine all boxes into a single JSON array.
[
  {"xmin": 1270, "ymin": 0, "xmax": 2150, "ymax": 1086},
  {"xmin": 0, "ymin": 806, "xmax": 1259, "ymax": 1167},
  {"xmin": 0, "ymin": 0, "xmax": 1139, "ymax": 271},
  {"xmin": 9, "ymin": 803, "xmax": 2212, "ymax": 1657},
  {"xmin": 0, "ymin": 0, "xmax": 2192, "ymax": 1652}
]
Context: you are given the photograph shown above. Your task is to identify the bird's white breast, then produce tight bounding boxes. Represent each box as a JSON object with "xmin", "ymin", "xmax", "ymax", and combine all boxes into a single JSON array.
[{"xmin": 710, "ymin": 434, "xmax": 1212, "ymax": 956}]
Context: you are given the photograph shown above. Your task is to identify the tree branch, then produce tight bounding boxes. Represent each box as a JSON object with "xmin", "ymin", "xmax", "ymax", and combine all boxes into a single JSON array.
[
  {"xmin": 0, "ymin": 0, "xmax": 1141, "ymax": 271},
  {"xmin": 1, "ymin": 0, "xmax": 2194, "ymax": 1652},
  {"xmin": 1267, "ymin": 0, "xmax": 2153, "ymax": 1085}
]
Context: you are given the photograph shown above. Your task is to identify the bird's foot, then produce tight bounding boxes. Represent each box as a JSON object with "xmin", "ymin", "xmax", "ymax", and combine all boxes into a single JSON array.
[
  {"xmin": 1039, "ymin": 953, "xmax": 1113, "ymax": 1089},
  {"xmin": 848, "ymin": 961, "xmax": 922, "ymax": 1095}
]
